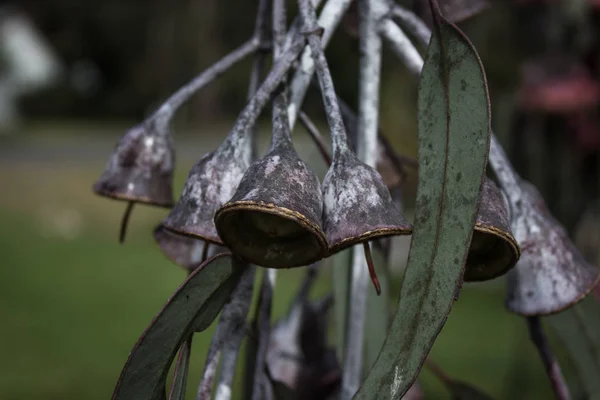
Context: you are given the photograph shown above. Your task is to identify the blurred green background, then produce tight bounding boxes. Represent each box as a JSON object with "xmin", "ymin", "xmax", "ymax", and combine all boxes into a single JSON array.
[{"xmin": 1, "ymin": 0, "xmax": 598, "ymax": 399}]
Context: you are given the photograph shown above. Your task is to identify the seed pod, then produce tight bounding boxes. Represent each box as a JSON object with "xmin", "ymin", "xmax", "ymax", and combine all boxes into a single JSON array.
[
  {"xmin": 506, "ymin": 181, "xmax": 600, "ymax": 316},
  {"xmin": 93, "ymin": 121, "xmax": 175, "ymax": 207},
  {"xmin": 464, "ymin": 178, "xmax": 520, "ymax": 281},
  {"xmin": 323, "ymin": 150, "xmax": 412, "ymax": 254},
  {"xmin": 300, "ymin": 15, "xmax": 412, "ymax": 255},
  {"xmin": 215, "ymin": 93, "xmax": 327, "ymax": 268},
  {"xmin": 153, "ymin": 224, "xmax": 227, "ymax": 271},
  {"xmin": 162, "ymin": 38, "xmax": 306, "ymax": 244}
]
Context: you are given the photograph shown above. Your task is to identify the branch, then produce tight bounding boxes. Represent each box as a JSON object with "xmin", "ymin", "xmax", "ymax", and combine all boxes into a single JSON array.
[
  {"xmin": 336, "ymin": 93, "xmax": 417, "ymax": 177},
  {"xmin": 251, "ymin": 272, "xmax": 275, "ymax": 400},
  {"xmin": 392, "ymin": 5, "xmax": 432, "ymax": 47},
  {"xmin": 340, "ymin": 0, "xmax": 386, "ymax": 397},
  {"xmin": 298, "ymin": 0, "xmax": 351, "ymax": 155},
  {"xmin": 379, "ymin": 19, "xmax": 424, "ymax": 79},
  {"xmin": 527, "ymin": 317, "xmax": 571, "ymax": 400},
  {"xmin": 152, "ymin": 38, "xmax": 260, "ymax": 134},
  {"xmin": 288, "ymin": 0, "xmax": 354, "ymax": 127},
  {"xmin": 247, "ymin": 0, "xmax": 271, "ymax": 161}
]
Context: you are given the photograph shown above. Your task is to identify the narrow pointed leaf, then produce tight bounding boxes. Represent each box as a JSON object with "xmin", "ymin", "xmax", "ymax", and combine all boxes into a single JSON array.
[
  {"xmin": 167, "ymin": 336, "xmax": 192, "ymax": 400},
  {"xmin": 546, "ymin": 296, "xmax": 600, "ymax": 398},
  {"xmin": 353, "ymin": 13, "xmax": 490, "ymax": 400},
  {"xmin": 112, "ymin": 253, "xmax": 244, "ymax": 400}
]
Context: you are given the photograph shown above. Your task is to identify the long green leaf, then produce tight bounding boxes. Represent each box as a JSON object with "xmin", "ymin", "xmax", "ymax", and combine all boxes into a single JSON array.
[
  {"xmin": 167, "ymin": 335, "xmax": 192, "ymax": 400},
  {"xmin": 112, "ymin": 253, "xmax": 244, "ymax": 400},
  {"xmin": 353, "ymin": 11, "xmax": 490, "ymax": 400},
  {"xmin": 546, "ymin": 296, "xmax": 600, "ymax": 399}
]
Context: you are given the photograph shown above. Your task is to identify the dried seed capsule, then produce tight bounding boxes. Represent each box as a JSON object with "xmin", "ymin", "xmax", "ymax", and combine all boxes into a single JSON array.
[{"xmin": 464, "ymin": 178, "xmax": 520, "ymax": 281}]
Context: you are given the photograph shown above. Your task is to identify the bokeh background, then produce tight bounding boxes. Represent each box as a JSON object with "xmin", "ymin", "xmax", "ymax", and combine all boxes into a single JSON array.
[{"xmin": 2, "ymin": 0, "xmax": 600, "ymax": 399}]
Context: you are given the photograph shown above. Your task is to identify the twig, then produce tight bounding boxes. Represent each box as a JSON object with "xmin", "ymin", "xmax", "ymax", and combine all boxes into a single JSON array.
[
  {"xmin": 391, "ymin": 5, "xmax": 432, "ymax": 47},
  {"xmin": 223, "ymin": 35, "xmax": 306, "ymax": 163},
  {"xmin": 298, "ymin": 0, "xmax": 351, "ymax": 155},
  {"xmin": 527, "ymin": 317, "xmax": 571, "ymax": 400},
  {"xmin": 247, "ymin": 0, "xmax": 271, "ymax": 161},
  {"xmin": 251, "ymin": 272, "xmax": 275, "ymax": 400},
  {"xmin": 196, "ymin": 266, "xmax": 257, "ymax": 400},
  {"xmin": 424, "ymin": 358, "xmax": 452, "ymax": 387},
  {"xmin": 118, "ymin": 201, "xmax": 134, "ymax": 244},
  {"xmin": 336, "ymin": 93, "xmax": 417, "ymax": 177},
  {"xmin": 298, "ymin": 110, "xmax": 332, "ymax": 165},
  {"xmin": 379, "ymin": 19, "xmax": 423, "ymax": 79},
  {"xmin": 151, "ymin": 38, "xmax": 261, "ymax": 135},
  {"xmin": 288, "ymin": 0, "xmax": 354, "ymax": 127}
]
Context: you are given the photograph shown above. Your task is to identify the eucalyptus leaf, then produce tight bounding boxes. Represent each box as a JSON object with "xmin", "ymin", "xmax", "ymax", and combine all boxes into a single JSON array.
[
  {"xmin": 167, "ymin": 336, "xmax": 192, "ymax": 400},
  {"xmin": 112, "ymin": 253, "xmax": 244, "ymax": 400},
  {"xmin": 546, "ymin": 295, "xmax": 600, "ymax": 399},
  {"xmin": 353, "ymin": 10, "xmax": 490, "ymax": 400}
]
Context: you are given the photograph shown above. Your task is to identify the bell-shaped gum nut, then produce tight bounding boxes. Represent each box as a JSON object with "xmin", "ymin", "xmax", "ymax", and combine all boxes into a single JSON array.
[
  {"xmin": 93, "ymin": 122, "xmax": 174, "ymax": 207},
  {"xmin": 322, "ymin": 151, "xmax": 412, "ymax": 254},
  {"xmin": 464, "ymin": 178, "xmax": 521, "ymax": 281},
  {"xmin": 163, "ymin": 137, "xmax": 250, "ymax": 244},
  {"xmin": 215, "ymin": 140, "xmax": 327, "ymax": 268},
  {"xmin": 506, "ymin": 181, "xmax": 600, "ymax": 316}
]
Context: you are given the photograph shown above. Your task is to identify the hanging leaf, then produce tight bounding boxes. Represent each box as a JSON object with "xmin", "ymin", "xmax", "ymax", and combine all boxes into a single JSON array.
[
  {"xmin": 112, "ymin": 253, "xmax": 244, "ymax": 400},
  {"xmin": 546, "ymin": 295, "xmax": 600, "ymax": 398},
  {"xmin": 167, "ymin": 336, "xmax": 192, "ymax": 400},
  {"xmin": 353, "ymin": 7, "xmax": 491, "ymax": 400}
]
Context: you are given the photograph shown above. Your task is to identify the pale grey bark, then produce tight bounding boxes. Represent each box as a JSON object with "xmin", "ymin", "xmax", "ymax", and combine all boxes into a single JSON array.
[
  {"xmin": 288, "ymin": 0, "xmax": 354, "ymax": 127},
  {"xmin": 341, "ymin": 0, "xmax": 386, "ymax": 398}
]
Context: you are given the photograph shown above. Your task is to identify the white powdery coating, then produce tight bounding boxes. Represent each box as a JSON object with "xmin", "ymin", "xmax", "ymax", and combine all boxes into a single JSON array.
[
  {"xmin": 287, "ymin": 0, "xmax": 353, "ymax": 128},
  {"xmin": 143, "ymin": 136, "xmax": 154, "ymax": 148},
  {"xmin": 241, "ymin": 188, "xmax": 259, "ymax": 201},
  {"xmin": 214, "ymin": 384, "xmax": 232, "ymax": 400},
  {"xmin": 264, "ymin": 155, "xmax": 281, "ymax": 176},
  {"xmin": 390, "ymin": 365, "xmax": 403, "ymax": 398},
  {"xmin": 189, "ymin": 241, "xmax": 205, "ymax": 265},
  {"xmin": 507, "ymin": 182, "xmax": 597, "ymax": 315},
  {"xmin": 182, "ymin": 151, "xmax": 248, "ymax": 225},
  {"xmin": 266, "ymin": 305, "xmax": 303, "ymax": 388},
  {"xmin": 135, "ymin": 125, "xmax": 173, "ymax": 178},
  {"xmin": 510, "ymin": 205, "xmax": 583, "ymax": 314},
  {"xmin": 323, "ymin": 164, "xmax": 381, "ymax": 225}
]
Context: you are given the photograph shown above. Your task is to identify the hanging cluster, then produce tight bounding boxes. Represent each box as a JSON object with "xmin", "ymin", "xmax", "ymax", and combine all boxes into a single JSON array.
[{"xmin": 97, "ymin": 0, "xmax": 600, "ymax": 399}]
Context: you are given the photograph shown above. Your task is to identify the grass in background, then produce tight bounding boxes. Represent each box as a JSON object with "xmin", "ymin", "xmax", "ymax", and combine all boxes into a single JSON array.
[{"xmin": 0, "ymin": 132, "xmax": 562, "ymax": 399}]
